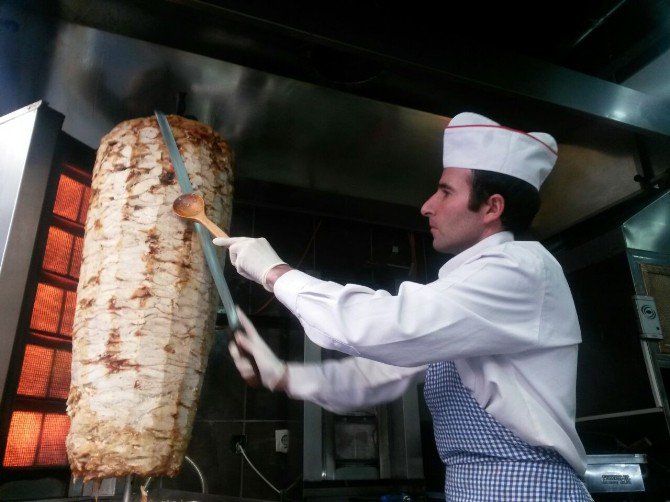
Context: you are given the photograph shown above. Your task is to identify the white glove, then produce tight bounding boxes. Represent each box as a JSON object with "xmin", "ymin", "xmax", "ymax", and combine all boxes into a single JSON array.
[
  {"xmin": 213, "ymin": 236, "xmax": 286, "ymax": 291},
  {"xmin": 229, "ymin": 307, "xmax": 287, "ymax": 391}
]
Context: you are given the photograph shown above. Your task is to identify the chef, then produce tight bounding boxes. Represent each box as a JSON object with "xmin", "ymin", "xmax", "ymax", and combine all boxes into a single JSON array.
[{"xmin": 215, "ymin": 112, "xmax": 593, "ymax": 500}]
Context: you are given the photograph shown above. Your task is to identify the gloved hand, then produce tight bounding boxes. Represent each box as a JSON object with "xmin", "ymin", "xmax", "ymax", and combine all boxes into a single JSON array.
[
  {"xmin": 229, "ymin": 307, "xmax": 287, "ymax": 391},
  {"xmin": 213, "ymin": 236, "xmax": 286, "ymax": 292}
]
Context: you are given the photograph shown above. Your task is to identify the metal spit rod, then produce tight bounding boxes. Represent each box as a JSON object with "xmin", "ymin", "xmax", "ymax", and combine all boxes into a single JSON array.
[
  {"xmin": 123, "ymin": 475, "xmax": 132, "ymax": 502},
  {"xmin": 141, "ymin": 455, "xmax": 208, "ymax": 494}
]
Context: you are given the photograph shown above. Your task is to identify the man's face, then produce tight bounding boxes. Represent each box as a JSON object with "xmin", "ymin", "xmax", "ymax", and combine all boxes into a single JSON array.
[{"xmin": 420, "ymin": 168, "xmax": 490, "ymax": 255}]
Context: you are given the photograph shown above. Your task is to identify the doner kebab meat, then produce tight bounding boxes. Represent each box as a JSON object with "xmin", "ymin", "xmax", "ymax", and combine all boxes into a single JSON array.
[{"xmin": 66, "ymin": 115, "xmax": 233, "ymax": 480}]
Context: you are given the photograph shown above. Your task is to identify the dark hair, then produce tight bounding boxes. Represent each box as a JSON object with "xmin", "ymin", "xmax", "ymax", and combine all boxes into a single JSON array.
[{"xmin": 468, "ymin": 169, "xmax": 540, "ymax": 235}]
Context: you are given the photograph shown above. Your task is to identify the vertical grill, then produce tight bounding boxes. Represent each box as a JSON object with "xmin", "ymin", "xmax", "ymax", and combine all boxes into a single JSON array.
[
  {"xmin": 4, "ymin": 412, "xmax": 70, "ymax": 467},
  {"xmin": 2, "ymin": 164, "xmax": 91, "ymax": 469}
]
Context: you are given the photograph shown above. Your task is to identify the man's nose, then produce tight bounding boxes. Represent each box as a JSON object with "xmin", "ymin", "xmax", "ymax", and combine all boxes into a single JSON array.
[{"xmin": 420, "ymin": 195, "xmax": 434, "ymax": 216}]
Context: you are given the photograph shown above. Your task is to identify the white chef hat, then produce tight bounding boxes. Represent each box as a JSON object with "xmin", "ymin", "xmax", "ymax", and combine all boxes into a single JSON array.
[{"xmin": 443, "ymin": 112, "xmax": 558, "ymax": 190}]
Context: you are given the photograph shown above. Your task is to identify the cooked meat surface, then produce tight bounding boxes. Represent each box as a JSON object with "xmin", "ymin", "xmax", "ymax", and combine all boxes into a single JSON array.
[{"xmin": 67, "ymin": 115, "xmax": 233, "ymax": 480}]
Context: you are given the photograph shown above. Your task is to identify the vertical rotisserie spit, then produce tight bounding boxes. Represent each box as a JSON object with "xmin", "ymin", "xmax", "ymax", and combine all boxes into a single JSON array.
[{"xmin": 66, "ymin": 115, "xmax": 233, "ymax": 480}]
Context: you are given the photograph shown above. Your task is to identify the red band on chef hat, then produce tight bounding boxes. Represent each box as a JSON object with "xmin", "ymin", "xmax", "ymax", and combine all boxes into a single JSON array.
[{"xmin": 443, "ymin": 112, "xmax": 558, "ymax": 190}]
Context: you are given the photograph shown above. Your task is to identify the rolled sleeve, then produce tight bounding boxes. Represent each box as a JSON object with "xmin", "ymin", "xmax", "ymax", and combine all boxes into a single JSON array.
[
  {"xmin": 274, "ymin": 253, "xmax": 548, "ymax": 367},
  {"xmin": 285, "ymin": 357, "xmax": 425, "ymax": 414}
]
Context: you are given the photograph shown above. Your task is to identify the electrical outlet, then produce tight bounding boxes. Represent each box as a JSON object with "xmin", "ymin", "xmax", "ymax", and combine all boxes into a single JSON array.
[
  {"xmin": 275, "ymin": 429, "xmax": 289, "ymax": 453},
  {"xmin": 230, "ymin": 434, "xmax": 247, "ymax": 453}
]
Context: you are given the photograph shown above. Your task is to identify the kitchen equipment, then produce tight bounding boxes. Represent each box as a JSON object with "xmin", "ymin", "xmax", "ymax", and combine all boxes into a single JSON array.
[
  {"xmin": 584, "ymin": 454, "xmax": 647, "ymax": 493},
  {"xmin": 173, "ymin": 193, "xmax": 230, "ymax": 239}
]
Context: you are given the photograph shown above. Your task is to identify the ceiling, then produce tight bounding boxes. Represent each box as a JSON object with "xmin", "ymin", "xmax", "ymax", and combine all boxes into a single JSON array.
[
  {"xmin": 23, "ymin": 0, "xmax": 670, "ymax": 137},
  {"xmin": 181, "ymin": 0, "xmax": 670, "ymax": 83},
  {"xmin": 5, "ymin": 0, "xmax": 670, "ymax": 239}
]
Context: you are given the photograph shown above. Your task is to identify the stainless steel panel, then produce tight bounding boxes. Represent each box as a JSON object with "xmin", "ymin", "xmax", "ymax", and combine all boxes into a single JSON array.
[
  {"xmin": 585, "ymin": 463, "xmax": 645, "ymax": 493},
  {"xmin": 33, "ymin": 0, "xmax": 670, "ymax": 138},
  {"xmin": 18, "ymin": 21, "xmax": 445, "ymax": 210},
  {"xmin": 302, "ymin": 338, "xmax": 325, "ymax": 481},
  {"xmin": 585, "ymin": 454, "xmax": 647, "ymax": 493},
  {"xmin": 533, "ymin": 124, "xmax": 642, "ymax": 239},
  {"xmin": 587, "ymin": 453, "xmax": 647, "ymax": 465},
  {"xmin": 0, "ymin": 101, "xmax": 64, "ymax": 400},
  {"xmin": 389, "ymin": 384, "xmax": 424, "ymax": 479},
  {"xmin": 623, "ymin": 190, "xmax": 670, "ymax": 254}
]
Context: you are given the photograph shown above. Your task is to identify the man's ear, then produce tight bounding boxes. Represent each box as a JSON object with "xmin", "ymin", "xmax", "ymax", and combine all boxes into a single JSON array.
[{"xmin": 484, "ymin": 193, "xmax": 505, "ymax": 223}]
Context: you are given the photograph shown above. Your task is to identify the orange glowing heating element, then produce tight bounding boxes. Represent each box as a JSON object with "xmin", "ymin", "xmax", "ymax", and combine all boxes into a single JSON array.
[
  {"xmin": 17, "ymin": 344, "xmax": 71, "ymax": 399},
  {"xmin": 3, "ymin": 170, "xmax": 90, "ymax": 470},
  {"xmin": 3, "ymin": 411, "xmax": 69, "ymax": 467},
  {"xmin": 49, "ymin": 349, "xmax": 72, "ymax": 399},
  {"xmin": 29, "ymin": 283, "xmax": 77, "ymax": 337},
  {"xmin": 71, "ymin": 235, "xmax": 84, "ymax": 279},
  {"xmin": 37, "ymin": 414, "xmax": 70, "ymax": 465},
  {"xmin": 3, "ymin": 412, "xmax": 41, "ymax": 467},
  {"xmin": 43, "ymin": 226, "xmax": 84, "ymax": 279},
  {"xmin": 52, "ymin": 175, "xmax": 91, "ymax": 224}
]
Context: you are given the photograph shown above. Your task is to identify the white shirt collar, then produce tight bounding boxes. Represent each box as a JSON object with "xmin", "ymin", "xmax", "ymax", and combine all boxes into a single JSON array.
[{"xmin": 438, "ymin": 231, "xmax": 515, "ymax": 278}]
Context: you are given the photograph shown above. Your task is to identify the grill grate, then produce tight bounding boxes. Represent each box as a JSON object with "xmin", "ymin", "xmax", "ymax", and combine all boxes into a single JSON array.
[
  {"xmin": 52, "ymin": 175, "xmax": 90, "ymax": 225},
  {"xmin": 43, "ymin": 226, "xmax": 84, "ymax": 279},
  {"xmin": 16, "ymin": 344, "xmax": 71, "ymax": 399},
  {"xmin": 3, "ymin": 412, "xmax": 69, "ymax": 467},
  {"xmin": 29, "ymin": 283, "xmax": 77, "ymax": 338},
  {"xmin": 3, "ymin": 165, "xmax": 90, "ymax": 469}
]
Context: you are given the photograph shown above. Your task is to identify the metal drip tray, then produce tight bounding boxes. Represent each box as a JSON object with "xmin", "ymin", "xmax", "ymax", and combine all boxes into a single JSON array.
[
  {"xmin": 584, "ymin": 454, "xmax": 647, "ymax": 493},
  {"xmin": 48, "ymin": 492, "xmax": 273, "ymax": 502}
]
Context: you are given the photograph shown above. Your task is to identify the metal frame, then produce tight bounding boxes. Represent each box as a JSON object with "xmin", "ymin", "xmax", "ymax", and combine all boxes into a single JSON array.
[
  {"xmin": 302, "ymin": 338, "xmax": 423, "ymax": 483},
  {"xmin": 621, "ymin": 190, "xmax": 670, "ymax": 438},
  {"xmin": 626, "ymin": 250, "xmax": 670, "ymax": 426},
  {"xmin": 0, "ymin": 101, "xmax": 64, "ymax": 405}
]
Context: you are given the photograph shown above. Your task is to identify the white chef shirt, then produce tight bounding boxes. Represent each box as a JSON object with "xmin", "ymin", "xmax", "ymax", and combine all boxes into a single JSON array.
[{"xmin": 275, "ymin": 231, "xmax": 587, "ymax": 475}]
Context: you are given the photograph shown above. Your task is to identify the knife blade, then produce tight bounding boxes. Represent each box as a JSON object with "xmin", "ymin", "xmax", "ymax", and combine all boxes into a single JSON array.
[{"xmin": 154, "ymin": 110, "xmax": 240, "ymax": 331}]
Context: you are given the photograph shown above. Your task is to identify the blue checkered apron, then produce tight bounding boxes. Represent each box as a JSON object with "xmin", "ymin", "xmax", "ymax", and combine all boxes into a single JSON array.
[{"xmin": 424, "ymin": 361, "xmax": 592, "ymax": 501}]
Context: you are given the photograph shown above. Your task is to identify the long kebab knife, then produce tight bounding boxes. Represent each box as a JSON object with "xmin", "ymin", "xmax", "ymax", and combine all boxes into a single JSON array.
[{"xmin": 154, "ymin": 110, "xmax": 240, "ymax": 331}]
